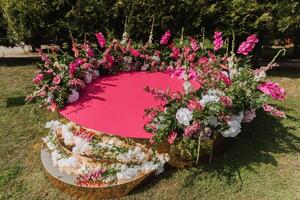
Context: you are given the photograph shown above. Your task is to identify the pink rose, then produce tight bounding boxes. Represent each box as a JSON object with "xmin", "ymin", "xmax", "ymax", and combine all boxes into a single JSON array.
[
  {"xmin": 53, "ymin": 75, "xmax": 61, "ymax": 85},
  {"xmin": 33, "ymin": 74, "xmax": 44, "ymax": 84},
  {"xmin": 187, "ymin": 100, "xmax": 201, "ymax": 111},
  {"xmin": 129, "ymin": 48, "xmax": 140, "ymax": 57},
  {"xmin": 167, "ymin": 131, "xmax": 177, "ymax": 144},
  {"xmin": 184, "ymin": 121, "xmax": 201, "ymax": 137},
  {"xmin": 220, "ymin": 96, "xmax": 233, "ymax": 107}
]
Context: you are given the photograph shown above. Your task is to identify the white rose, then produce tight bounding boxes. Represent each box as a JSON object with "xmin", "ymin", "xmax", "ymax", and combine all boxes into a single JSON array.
[
  {"xmin": 67, "ymin": 89, "xmax": 79, "ymax": 103},
  {"xmin": 176, "ymin": 108, "xmax": 193, "ymax": 126}
]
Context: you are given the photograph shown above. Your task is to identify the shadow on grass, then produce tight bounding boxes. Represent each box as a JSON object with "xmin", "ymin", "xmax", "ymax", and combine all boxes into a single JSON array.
[
  {"xmin": 131, "ymin": 111, "xmax": 300, "ymax": 195},
  {"xmin": 268, "ymin": 68, "xmax": 300, "ymax": 78},
  {"xmin": 181, "ymin": 111, "xmax": 300, "ymax": 187}
]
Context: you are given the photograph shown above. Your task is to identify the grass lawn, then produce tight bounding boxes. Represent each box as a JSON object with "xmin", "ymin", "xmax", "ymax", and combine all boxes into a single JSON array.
[{"xmin": 0, "ymin": 65, "xmax": 299, "ymax": 200}]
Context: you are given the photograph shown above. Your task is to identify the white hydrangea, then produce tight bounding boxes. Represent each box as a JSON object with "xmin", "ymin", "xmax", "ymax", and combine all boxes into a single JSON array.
[
  {"xmin": 176, "ymin": 108, "xmax": 193, "ymax": 126},
  {"xmin": 45, "ymin": 120, "xmax": 61, "ymax": 130},
  {"xmin": 222, "ymin": 112, "xmax": 244, "ymax": 137},
  {"xmin": 207, "ymin": 116, "xmax": 218, "ymax": 127},
  {"xmin": 67, "ymin": 89, "xmax": 79, "ymax": 103},
  {"xmin": 199, "ymin": 89, "xmax": 224, "ymax": 106}
]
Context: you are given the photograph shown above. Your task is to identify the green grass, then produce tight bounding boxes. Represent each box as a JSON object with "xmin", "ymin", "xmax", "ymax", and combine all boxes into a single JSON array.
[{"xmin": 0, "ymin": 66, "xmax": 300, "ymax": 200}]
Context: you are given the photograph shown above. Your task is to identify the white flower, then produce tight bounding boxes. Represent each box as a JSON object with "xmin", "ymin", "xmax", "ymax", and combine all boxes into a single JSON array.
[
  {"xmin": 222, "ymin": 112, "xmax": 244, "ymax": 137},
  {"xmin": 176, "ymin": 108, "xmax": 193, "ymax": 126},
  {"xmin": 93, "ymin": 70, "xmax": 100, "ymax": 79},
  {"xmin": 222, "ymin": 120, "xmax": 241, "ymax": 137},
  {"xmin": 199, "ymin": 89, "xmax": 223, "ymax": 106},
  {"xmin": 117, "ymin": 167, "xmax": 140, "ymax": 180},
  {"xmin": 45, "ymin": 120, "xmax": 61, "ymax": 130},
  {"xmin": 183, "ymin": 81, "xmax": 193, "ymax": 94},
  {"xmin": 61, "ymin": 124, "xmax": 75, "ymax": 145},
  {"xmin": 67, "ymin": 89, "xmax": 79, "ymax": 103},
  {"xmin": 84, "ymin": 72, "xmax": 93, "ymax": 84},
  {"xmin": 72, "ymin": 137, "xmax": 91, "ymax": 155},
  {"xmin": 207, "ymin": 116, "xmax": 218, "ymax": 127}
]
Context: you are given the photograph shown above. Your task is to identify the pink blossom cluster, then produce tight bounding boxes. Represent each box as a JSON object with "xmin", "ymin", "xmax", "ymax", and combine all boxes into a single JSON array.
[
  {"xmin": 213, "ymin": 31, "xmax": 223, "ymax": 51},
  {"xmin": 37, "ymin": 49, "xmax": 51, "ymax": 66},
  {"xmin": 237, "ymin": 34, "xmax": 258, "ymax": 55},
  {"xmin": 257, "ymin": 82, "xmax": 285, "ymax": 100},
  {"xmin": 75, "ymin": 169, "xmax": 106, "ymax": 186},
  {"xmin": 262, "ymin": 104, "xmax": 286, "ymax": 118},
  {"xmin": 170, "ymin": 46, "xmax": 181, "ymax": 60},
  {"xmin": 160, "ymin": 30, "xmax": 171, "ymax": 45},
  {"xmin": 95, "ymin": 32, "xmax": 106, "ymax": 48},
  {"xmin": 184, "ymin": 121, "xmax": 201, "ymax": 137}
]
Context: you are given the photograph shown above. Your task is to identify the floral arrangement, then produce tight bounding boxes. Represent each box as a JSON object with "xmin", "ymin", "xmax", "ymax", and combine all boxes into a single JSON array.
[
  {"xmin": 144, "ymin": 32, "xmax": 286, "ymax": 163},
  {"xmin": 31, "ymin": 29, "xmax": 286, "ymax": 166},
  {"xmin": 43, "ymin": 120, "xmax": 169, "ymax": 187}
]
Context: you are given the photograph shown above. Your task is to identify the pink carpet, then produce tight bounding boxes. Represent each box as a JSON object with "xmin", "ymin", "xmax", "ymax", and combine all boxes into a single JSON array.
[{"xmin": 59, "ymin": 71, "xmax": 185, "ymax": 138}]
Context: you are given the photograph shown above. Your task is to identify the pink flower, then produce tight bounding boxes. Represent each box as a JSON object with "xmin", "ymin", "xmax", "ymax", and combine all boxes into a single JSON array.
[
  {"xmin": 170, "ymin": 46, "xmax": 180, "ymax": 60},
  {"xmin": 129, "ymin": 48, "xmax": 140, "ymax": 57},
  {"xmin": 262, "ymin": 104, "xmax": 286, "ymax": 118},
  {"xmin": 237, "ymin": 34, "xmax": 258, "ymax": 55},
  {"xmin": 49, "ymin": 100, "xmax": 57, "ymax": 112},
  {"xmin": 167, "ymin": 131, "xmax": 177, "ymax": 144},
  {"xmin": 184, "ymin": 121, "xmax": 201, "ymax": 137},
  {"xmin": 76, "ymin": 58, "xmax": 84, "ymax": 65},
  {"xmin": 257, "ymin": 82, "xmax": 285, "ymax": 100},
  {"xmin": 219, "ymin": 72, "xmax": 232, "ymax": 85},
  {"xmin": 33, "ymin": 74, "xmax": 44, "ymax": 84},
  {"xmin": 190, "ymin": 37, "xmax": 199, "ymax": 52},
  {"xmin": 242, "ymin": 109, "xmax": 256, "ymax": 123},
  {"xmin": 187, "ymin": 53, "xmax": 196, "ymax": 62},
  {"xmin": 170, "ymin": 67, "xmax": 185, "ymax": 80},
  {"xmin": 198, "ymin": 56, "xmax": 209, "ymax": 65},
  {"xmin": 69, "ymin": 61, "xmax": 78, "ymax": 75},
  {"xmin": 53, "ymin": 75, "xmax": 61, "ymax": 85},
  {"xmin": 214, "ymin": 31, "xmax": 223, "ymax": 51},
  {"xmin": 220, "ymin": 96, "xmax": 232, "ymax": 107},
  {"xmin": 188, "ymin": 69, "xmax": 198, "ymax": 81},
  {"xmin": 187, "ymin": 100, "xmax": 201, "ymax": 111},
  {"xmin": 160, "ymin": 30, "xmax": 171, "ymax": 45},
  {"xmin": 95, "ymin": 32, "xmax": 106, "ymax": 48}
]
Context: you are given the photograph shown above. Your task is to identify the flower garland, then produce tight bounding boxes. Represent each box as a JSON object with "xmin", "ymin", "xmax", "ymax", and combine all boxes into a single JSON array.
[{"xmin": 43, "ymin": 120, "xmax": 169, "ymax": 187}]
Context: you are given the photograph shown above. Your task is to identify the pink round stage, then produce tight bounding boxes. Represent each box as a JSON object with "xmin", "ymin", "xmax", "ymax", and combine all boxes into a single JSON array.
[{"xmin": 59, "ymin": 72, "xmax": 184, "ymax": 138}]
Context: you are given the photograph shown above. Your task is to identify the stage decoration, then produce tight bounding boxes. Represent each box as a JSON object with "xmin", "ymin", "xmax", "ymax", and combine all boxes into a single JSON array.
[{"xmin": 28, "ymin": 29, "xmax": 286, "ymax": 195}]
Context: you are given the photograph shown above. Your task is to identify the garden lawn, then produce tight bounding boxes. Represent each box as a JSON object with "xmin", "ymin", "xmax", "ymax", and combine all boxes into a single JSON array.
[{"xmin": 0, "ymin": 65, "xmax": 299, "ymax": 200}]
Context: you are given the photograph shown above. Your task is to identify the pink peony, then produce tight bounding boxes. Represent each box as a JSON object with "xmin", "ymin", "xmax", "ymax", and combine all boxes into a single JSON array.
[
  {"xmin": 95, "ymin": 32, "xmax": 106, "ymax": 48},
  {"xmin": 33, "ymin": 74, "xmax": 44, "ymax": 84},
  {"xmin": 257, "ymin": 82, "xmax": 285, "ymax": 100},
  {"xmin": 129, "ymin": 48, "xmax": 140, "ymax": 57},
  {"xmin": 167, "ymin": 131, "xmax": 177, "ymax": 144},
  {"xmin": 237, "ymin": 34, "xmax": 258, "ymax": 55},
  {"xmin": 53, "ymin": 75, "xmax": 61, "ymax": 85},
  {"xmin": 213, "ymin": 31, "xmax": 223, "ymax": 51},
  {"xmin": 160, "ymin": 30, "xmax": 171, "ymax": 45}
]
